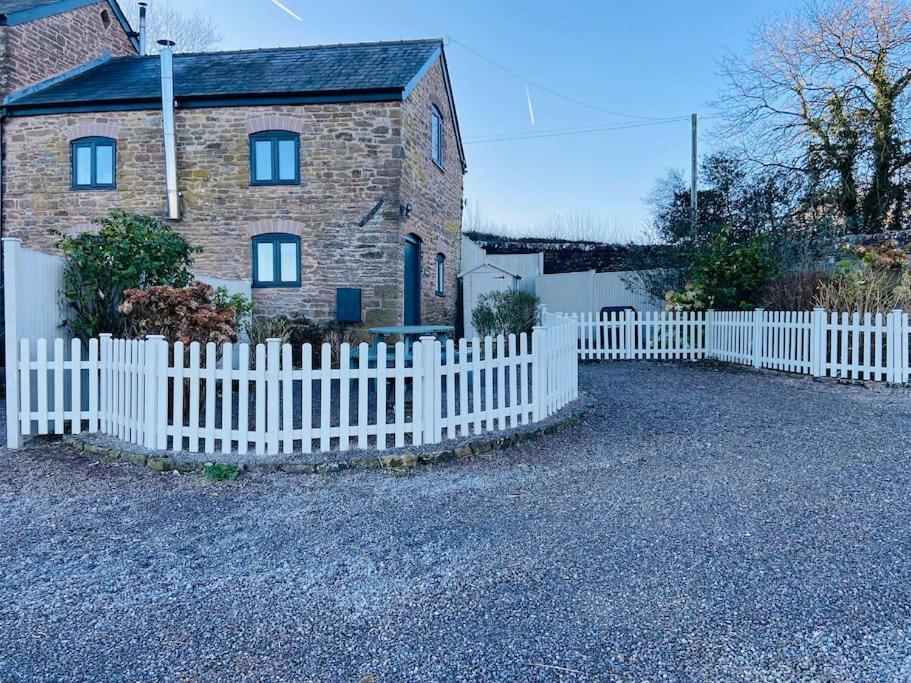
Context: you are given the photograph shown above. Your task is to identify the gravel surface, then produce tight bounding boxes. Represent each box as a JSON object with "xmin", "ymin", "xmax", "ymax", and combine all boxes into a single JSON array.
[{"xmin": 1, "ymin": 362, "xmax": 910, "ymax": 682}]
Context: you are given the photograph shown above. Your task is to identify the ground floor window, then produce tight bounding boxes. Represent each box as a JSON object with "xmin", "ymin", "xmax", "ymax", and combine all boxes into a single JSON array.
[{"xmin": 252, "ymin": 233, "xmax": 301, "ymax": 287}]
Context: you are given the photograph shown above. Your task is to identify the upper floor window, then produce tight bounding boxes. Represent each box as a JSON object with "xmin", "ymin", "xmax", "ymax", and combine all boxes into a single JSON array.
[
  {"xmin": 250, "ymin": 131, "xmax": 300, "ymax": 186},
  {"xmin": 72, "ymin": 137, "xmax": 116, "ymax": 190},
  {"xmin": 252, "ymin": 233, "xmax": 301, "ymax": 288},
  {"xmin": 435, "ymin": 253, "xmax": 446, "ymax": 296},
  {"xmin": 430, "ymin": 105, "xmax": 444, "ymax": 167}
]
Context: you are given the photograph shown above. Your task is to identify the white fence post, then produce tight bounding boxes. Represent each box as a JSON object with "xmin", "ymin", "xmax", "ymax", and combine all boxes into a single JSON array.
[
  {"xmin": 419, "ymin": 336, "xmax": 438, "ymax": 445},
  {"xmin": 144, "ymin": 335, "xmax": 164, "ymax": 450},
  {"xmin": 752, "ymin": 308, "xmax": 765, "ymax": 369},
  {"xmin": 705, "ymin": 309, "xmax": 715, "ymax": 359},
  {"xmin": 811, "ymin": 308, "xmax": 826, "ymax": 378},
  {"xmin": 99, "ymin": 333, "xmax": 113, "ymax": 434},
  {"xmin": 3, "ymin": 238, "xmax": 22, "ymax": 449},
  {"xmin": 887, "ymin": 309, "xmax": 905, "ymax": 385},
  {"xmin": 531, "ymin": 325, "xmax": 544, "ymax": 422},
  {"xmin": 624, "ymin": 310, "xmax": 635, "ymax": 360}
]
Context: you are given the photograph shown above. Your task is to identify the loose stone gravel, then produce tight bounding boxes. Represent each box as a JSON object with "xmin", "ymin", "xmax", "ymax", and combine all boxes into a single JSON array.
[{"xmin": 1, "ymin": 362, "xmax": 910, "ymax": 682}]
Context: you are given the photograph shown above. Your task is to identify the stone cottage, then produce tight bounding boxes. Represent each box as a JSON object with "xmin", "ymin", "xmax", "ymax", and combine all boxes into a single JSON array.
[{"xmin": 0, "ymin": 1, "xmax": 466, "ymax": 327}]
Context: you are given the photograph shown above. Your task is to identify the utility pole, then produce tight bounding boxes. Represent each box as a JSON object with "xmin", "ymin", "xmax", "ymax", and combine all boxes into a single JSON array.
[{"xmin": 691, "ymin": 113, "xmax": 698, "ymax": 242}]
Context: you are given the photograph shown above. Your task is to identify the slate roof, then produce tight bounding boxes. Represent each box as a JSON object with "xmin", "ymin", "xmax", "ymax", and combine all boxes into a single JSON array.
[{"xmin": 8, "ymin": 39, "xmax": 444, "ymax": 107}]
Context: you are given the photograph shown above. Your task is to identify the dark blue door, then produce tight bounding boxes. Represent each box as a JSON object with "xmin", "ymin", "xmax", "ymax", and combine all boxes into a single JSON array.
[{"xmin": 404, "ymin": 234, "xmax": 422, "ymax": 326}]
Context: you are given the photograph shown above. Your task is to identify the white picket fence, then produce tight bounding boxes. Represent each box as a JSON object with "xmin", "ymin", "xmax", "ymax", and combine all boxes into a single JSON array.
[
  {"xmin": 571, "ymin": 308, "xmax": 911, "ymax": 384},
  {"xmin": 6, "ymin": 315, "xmax": 579, "ymax": 454}
]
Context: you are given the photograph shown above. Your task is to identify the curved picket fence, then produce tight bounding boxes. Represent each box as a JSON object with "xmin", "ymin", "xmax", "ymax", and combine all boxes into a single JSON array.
[
  {"xmin": 5, "ymin": 314, "xmax": 579, "ymax": 455},
  {"xmin": 569, "ymin": 308, "xmax": 911, "ymax": 384}
]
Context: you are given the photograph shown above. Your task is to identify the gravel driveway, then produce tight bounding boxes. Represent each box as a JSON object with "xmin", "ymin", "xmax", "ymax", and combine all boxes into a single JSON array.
[{"xmin": 2, "ymin": 362, "xmax": 910, "ymax": 682}]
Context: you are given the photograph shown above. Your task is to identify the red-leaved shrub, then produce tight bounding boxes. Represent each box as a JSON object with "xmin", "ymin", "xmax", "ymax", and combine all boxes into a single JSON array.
[{"xmin": 119, "ymin": 281, "xmax": 239, "ymax": 345}]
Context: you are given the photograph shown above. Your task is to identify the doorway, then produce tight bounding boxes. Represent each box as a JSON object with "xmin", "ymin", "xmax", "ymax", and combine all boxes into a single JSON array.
[{"xmin": 403, "ymin": 234, "xmax": 422, "ymax": 326}]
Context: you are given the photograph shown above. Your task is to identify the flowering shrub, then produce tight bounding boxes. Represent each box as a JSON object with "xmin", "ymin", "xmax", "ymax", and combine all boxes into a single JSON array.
[
  {"xmin": 119, "ymin": 282, "xmax": 239, "ymax": 345},
  {"xmin": 665, "ymin": 283, "xmax": 710, "ymax": 312}
]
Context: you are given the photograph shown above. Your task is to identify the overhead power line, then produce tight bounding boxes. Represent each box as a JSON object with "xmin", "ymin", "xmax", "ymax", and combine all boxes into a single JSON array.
[
  {"xmin": 464, "ymin": 117, "xmax": 690, "ymax": 145},
  {"xmin": 446, "ymin": 35, "xmax": 664, "ymax": 121}
]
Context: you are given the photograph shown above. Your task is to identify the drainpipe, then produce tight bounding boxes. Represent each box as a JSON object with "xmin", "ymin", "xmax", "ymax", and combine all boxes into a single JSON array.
[
  {"xmin": 138, "ymin": 2, "xmax": 148, "ymax": 56},
  {"xmin": 158, "ymin": 39, "xmax": 180, "ymax": 221}
]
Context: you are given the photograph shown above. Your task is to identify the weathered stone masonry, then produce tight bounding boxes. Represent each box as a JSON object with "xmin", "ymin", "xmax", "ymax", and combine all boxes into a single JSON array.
[
  {"xmin": 2, "ymin": 55, "xmax": 464, "ymax": 326},
  {"xmin": 0, "ymin": 1, "xmax": 136, "ymax": 98}
]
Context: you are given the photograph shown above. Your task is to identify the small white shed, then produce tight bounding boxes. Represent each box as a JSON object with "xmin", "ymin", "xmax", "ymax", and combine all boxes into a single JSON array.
[{"xmin": 458, "ymin": 262, "xmax": 521, "ymax": 338}]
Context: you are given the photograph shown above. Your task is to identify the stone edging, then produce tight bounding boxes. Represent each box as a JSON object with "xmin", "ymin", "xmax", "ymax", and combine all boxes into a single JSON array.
[{"xmin": 61, "ymin": 402, "xmax": 588, "ymax": 477}]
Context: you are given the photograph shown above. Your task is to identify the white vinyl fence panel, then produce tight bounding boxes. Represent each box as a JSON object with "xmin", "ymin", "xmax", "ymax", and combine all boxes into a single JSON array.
[
  {"xmin": 567, "ymin": 308, "xmax": 911, "ymax": 385},
  {"xmin": 538, "ymin": 271, "xmax": 661, "ymax": 315},
  {"xmin": 7, "ymin": 315, "xmax": 579, "ymax": 455}
]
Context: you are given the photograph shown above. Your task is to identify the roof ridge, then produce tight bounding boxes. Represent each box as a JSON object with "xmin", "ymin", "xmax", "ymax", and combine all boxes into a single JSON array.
[{"xmin": 113, "ymin": 38, "xmax": 444, "ymax": 61}]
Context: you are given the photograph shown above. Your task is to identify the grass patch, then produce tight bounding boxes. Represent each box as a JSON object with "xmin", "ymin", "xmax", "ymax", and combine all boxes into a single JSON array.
[{"xmin": 202, "ymin": 463, "xmax": 241, "ymax": 482}]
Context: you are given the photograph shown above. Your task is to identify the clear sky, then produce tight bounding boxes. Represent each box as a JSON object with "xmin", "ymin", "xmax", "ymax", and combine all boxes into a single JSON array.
[{"xmin": 159, "ymin": 0, "xmax": 794, "ymax": 241}]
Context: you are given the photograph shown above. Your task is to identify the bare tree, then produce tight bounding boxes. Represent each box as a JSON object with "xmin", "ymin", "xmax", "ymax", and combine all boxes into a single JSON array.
[
  {"xmin": 717, "ymin": 0, "xmax": 911, "ymax": 233},
  {"xmin": 125, "ymin": 0, "xmax": 221, "ymax": 54}
]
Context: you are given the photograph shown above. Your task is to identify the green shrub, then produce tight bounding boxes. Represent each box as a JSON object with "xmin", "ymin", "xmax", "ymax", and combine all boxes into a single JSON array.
[
  {"xmin": 202, "ymin": 463, "xmax": 241, "ymax": 482},
  {"xmin": 471, "ymin": 289, "xmax": 540, "ymax": 338},
  {"xmin": 666, "ymin": 228, "xmax": 777, "ymax": 311},
  {"xmin": 59, "ymin": 210, "xmax": 199, "ymax": 340},
  {"xmin": 212, "ymin": 287, "xmax": 253, "ymax": 328}
]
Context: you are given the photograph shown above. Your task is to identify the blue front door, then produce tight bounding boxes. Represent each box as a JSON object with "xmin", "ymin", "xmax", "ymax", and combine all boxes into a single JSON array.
[{"xmin": 403, "ymin": 235, "xmax": 422, "ymax": 326}]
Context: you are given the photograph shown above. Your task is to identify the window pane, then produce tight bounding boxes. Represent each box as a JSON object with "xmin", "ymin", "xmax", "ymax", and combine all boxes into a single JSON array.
[
  {"xmin": 75, "ymin": 146, "xmax": 92, "ymax": 186},
  {"xmin": 254, "ymin": 140, "xmax": 273, "ymax": 181},
  {"xmin": 277, "ymin": 139, "xmax": 296, "ymax": 180},
  {"xmin": 279, "ymin": 242, "xmax": 297, "ymax": 282},
  {"xmin": 256, "ymin": 242, "xmax": 275, "ymax": 282},
  {"xmin": 95, "ymin": 144, "xmax": 114, "ymax": 185},
  {"xmin": 431, "ymin": 114, "xmax": 440, "ymax": 162}
]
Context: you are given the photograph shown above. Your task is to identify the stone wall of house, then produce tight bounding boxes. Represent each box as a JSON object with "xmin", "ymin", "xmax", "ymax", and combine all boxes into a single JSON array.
[
  {"xmin": 400, "ymin": 57, "xmax": 464, "ymax": 326},
  {"xmin": 2, "ymin": 54, "xmax": 466, "ymax": 327},
  {"xmin": 1, "ymin": 102, "xmax": 411, "ymax": 325},
  {"xmin": 0, "ymin": 2, "xmax": 136, "ymax": 97}
]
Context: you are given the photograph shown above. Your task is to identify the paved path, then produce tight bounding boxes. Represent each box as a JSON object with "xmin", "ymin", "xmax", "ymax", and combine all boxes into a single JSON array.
[{"xmin": 1, "ymin": 362, "xmax": 910, "ymax": 681}]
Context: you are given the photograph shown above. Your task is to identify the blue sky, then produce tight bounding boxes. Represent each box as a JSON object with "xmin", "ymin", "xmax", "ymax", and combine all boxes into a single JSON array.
[{"xmin": 167, "ymin": 0, "xmax": 793, "ymax": 241}]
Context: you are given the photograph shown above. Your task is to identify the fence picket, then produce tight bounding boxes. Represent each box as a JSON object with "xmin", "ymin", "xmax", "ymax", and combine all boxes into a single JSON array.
[
  {"xmin": 221, "ymin": 342, "xmax": 234, "ymax": 455},
  {"xmin": 338, "ymin": 343, "xmax": 351, "ymax": 452},
  {"xmin": 204, "ymin": 342, "xmax": 217, "ymax": 453},
  {"xmin": 254, "ymin": 344, "xmax": 266, "ymax": 456},
  {"xmin": 394, "ymin": 341, "xmax": 405, "ymax": 448},
  {"xmin": 301, "ymin": 344, "xmax": 313, "ymax": 453},
  {"xmin": 376, "ymin": 341, "xmax": 389, "ymax": 450},
  {"xmin": 266, "ymin": 340, "xmax": 280, "ymax": 455},
  {"xmin": 70, "ymin": 338, "xmax": 82, "ymax": 435},
  {"xmin": 237, "ymin": 344, "xmax": 250, "ymax": 455},
  {"xmin": 319, "ymin": 344, "xmax": 331, "ymax": 452},
  {"xmin": 282, "ymin": 343, "xmax": 294, "ymax": 455},
  {"xmin": 172, "ymin": 342, "xmax": 185, "ymax": 451},
  {"xmin": 458, "ymin": 338, "xmax": 470, "ymax": 436},
  {"xmin": 357, "ymin": 342, "xmax": 369, "ymax": 451}
]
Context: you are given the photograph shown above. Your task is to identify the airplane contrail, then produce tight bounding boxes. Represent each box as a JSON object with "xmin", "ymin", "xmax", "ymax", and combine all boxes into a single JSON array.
[
  {"xmin": 271, "ymin": 0, "xmax": 302, "ymax": 21},
  {"xmin": 525, "ymin": 82, "xmax": 536, "ymax": 126}
]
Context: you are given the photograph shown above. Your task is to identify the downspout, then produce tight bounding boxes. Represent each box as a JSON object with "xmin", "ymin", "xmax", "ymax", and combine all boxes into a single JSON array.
[
  {"xmin": 138, "ymin": 2, "xmax": 148, "ymax": 56},
  {"xmin": 0, "ymin": 110, "xmax": 4, "ymax": 242},
  {"xmin": 158, "ymin": 40, "xmax": 180, "ymax": 221}
]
